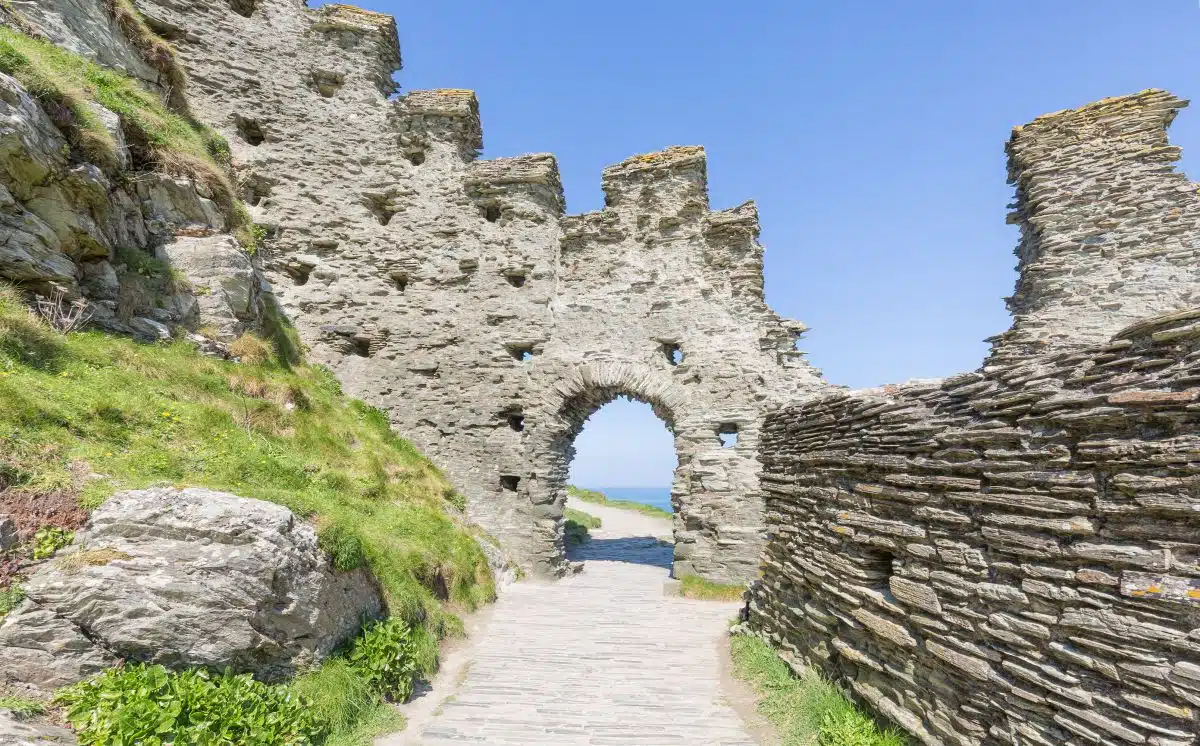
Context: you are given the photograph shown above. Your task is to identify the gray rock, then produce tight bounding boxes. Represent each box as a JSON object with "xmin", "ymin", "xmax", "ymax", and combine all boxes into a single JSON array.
[
  {"xmin": 78, "ymin": 260, "xmax": 119, "ymax": 301},
  {"xmin": 160, "ymin": 234, "xmax": 257, "ymax": 338},
  {"xmin": 0, "ymin": 515, "xmax": 15, "ymax": 552},
  {"xmin": 135, "ymin": 174, "xmax": 224, "ymax": 236},
  {"xmin": 0, "ymin": 487, "xmax": 382, "ymax": 689},
  {"xmin": 0, "ymin": 710, "xmax": 76, "ymax": 746},
  {"xmin": 84, "ymin": 102, "xmax": 129, "ymax": 171}
]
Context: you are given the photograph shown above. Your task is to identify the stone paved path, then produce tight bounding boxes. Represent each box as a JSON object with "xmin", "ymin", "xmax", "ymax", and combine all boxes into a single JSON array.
[{"xmin": 384, "ymin": 498, "xmax": 757, "ymax": 745}]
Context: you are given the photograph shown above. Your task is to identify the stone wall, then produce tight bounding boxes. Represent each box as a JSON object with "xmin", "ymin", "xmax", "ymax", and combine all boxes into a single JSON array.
[
  {"xmin": 110, "ymin": 0, "xmax": 828, "ymax": 581},
  {"xmin": 747, "ymin": 92, "xmax": 1200, "ymax": 745}
]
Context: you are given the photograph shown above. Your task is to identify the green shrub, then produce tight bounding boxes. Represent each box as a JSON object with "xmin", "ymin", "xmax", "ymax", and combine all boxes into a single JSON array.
[
  {"xmin": 0, "ymin": 584, "xmax": 25, "ymax": 619},
  {"xmin": 57, "ymin": 664, "xmax": 327, "ymax": 746},
  {"xmin": 346, "ymin": 618, "xmax": 420, "ymax": 703},
  {"xmin": 31, "ymin": 526, "xmax": 74, "ymax": 560}
]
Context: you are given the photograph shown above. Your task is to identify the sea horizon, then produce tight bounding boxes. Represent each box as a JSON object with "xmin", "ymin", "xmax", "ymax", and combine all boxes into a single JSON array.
[{"xmin": 580, "ymin": 485, "xmax": 673, "ymax": 514}]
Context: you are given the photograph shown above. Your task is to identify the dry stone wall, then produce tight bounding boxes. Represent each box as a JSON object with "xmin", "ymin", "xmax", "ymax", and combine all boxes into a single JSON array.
[
  {"xmin": 117, "ymin": 0, "xmax": 826, "ymax": 582},
  {"xmin": 747, "ymin": 92, "xmax": 1200, "ymax": 745}
]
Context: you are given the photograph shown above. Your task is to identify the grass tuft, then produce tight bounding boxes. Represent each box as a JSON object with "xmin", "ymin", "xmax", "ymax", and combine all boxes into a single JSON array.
[
  {"xmin": 730, "ymin": 634, "xmax": 907, "ymax": 746},
  {"xmin": 679, "ymin": 575, "xmax": 744, "ymax": 602},
  {"xmin": 567, "ymin": 485, "xmax": 672, "ymax": 519},
  {"xmin": 563, "ymin": 506, "xmax": 600, "ymax": 545}
]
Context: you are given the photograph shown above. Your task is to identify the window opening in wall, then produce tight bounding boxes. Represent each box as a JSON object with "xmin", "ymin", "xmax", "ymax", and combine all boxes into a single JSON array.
[
  {"xmin": 352, "ymin": 338, "xmax": 371, "ymax": 358},
  {"xmin": 406, "ymin": 150, "xmax": 426, "ymax": 166},
  {"xmin": 500, "ymin": 475, "xmax": 520, "ymax": 491},
  {"xmin": 483, "ymin": 204, "xmax": 501, "ymax": 223},
  {"xmin": 507, "ymin": 413, "xmax": 525, "ymax": 432},
  {"xmin": 310, "ymin": 70, "xmax": 345, "ymax": 98},
  {"xmin": 717, "ymin": 423, "xmax": 739, "ymax": 448},
  {"xmin": 459, "ymin": 258, "xmax": 479, "ymax": 273},
  {"xmin": 229, "ymin": 0, "xmax": 256, "ymax": 17},
  {"xmin": 390, "ymin": 272, "xmax": 408, "ymax": 292},
  {"xmin": 859, "ymin": 545, "xmax": 895, "ymax": 591},
  {"xmin": 233, "ymin": 115, "xmax": 265, "ymax": 146},
  {"xmin": 663, "ymin": 342, "xmax": 683, "ymax": 366},
  {"xmin": 284, "ymin": 264, "xmax": 312, "ymax": 286},
  {"xmin": 505, "ymin": 271, "xmax": 527, "ymax": 288},
  {"xmin": 508, "ymin": 345, "xmax": 534, "ymax": 361}
]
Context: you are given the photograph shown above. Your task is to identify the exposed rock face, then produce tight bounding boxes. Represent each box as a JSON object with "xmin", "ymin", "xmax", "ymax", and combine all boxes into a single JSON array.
[
  {"xmin": 0, "ymin": 488, "xmax": 382, "ymax": 689},
  {"xmin": 0, "ymin": 516, "xmax": 16, "ymax": 552},
  {"xmin": 748, "ymin": 93, "xmax": 1200, "ymax": 745},
  {"xmin": 0, "ymin": 711, "xmax": 76, "ymax": 746},
  {"xmin": 0, "ymin": 39, "xmax": 263, "ymax": 341},
  {"xmin": 109, "ymin": 0, "xmax": 828, "ymax": 582}
]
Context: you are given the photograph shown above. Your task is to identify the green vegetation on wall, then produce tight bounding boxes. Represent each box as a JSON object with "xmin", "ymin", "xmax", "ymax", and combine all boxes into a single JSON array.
[
  {"xmin": 729, "ymin": 634, "xmax": 906, "ymax": 746},
  {"xmin": 563, "ymin": 506, "xmax": 600, "ymax": 544}
]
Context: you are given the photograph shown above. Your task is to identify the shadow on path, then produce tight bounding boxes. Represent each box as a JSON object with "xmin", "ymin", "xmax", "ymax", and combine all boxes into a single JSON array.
[{"xmin": 568, "ymin": 535, "xmax": 672, "ymax": 569}]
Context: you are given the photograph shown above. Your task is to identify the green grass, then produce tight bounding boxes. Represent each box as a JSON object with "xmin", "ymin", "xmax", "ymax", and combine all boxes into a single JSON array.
[
  {"xmin": 563, "ymin": 506, "xmax": 600, "ymax": 545},
  {"xmin": 567, "ymin": 485, "xmax": 672, "ymax": 519},
  {"xmin": 729, "ymin": 634, "xmax": 907, "ymax": 746},
  {"xmin": 0, "ymin": 694, "xmax": 45, "ymax": 717},
  {"xmin": 0, "ymin": 27, "xmax": 244, "ymax": 234},
  {"xmin": 679, "ymin": 575, "xmax": 744, "ymax": 602},
  {"xmin": 0, "ymin": 284, "xmax": 494, "ymax": 676},
  {"xmin": 293, "ymin": 660, "xmax": 406, "ymax": 746}
]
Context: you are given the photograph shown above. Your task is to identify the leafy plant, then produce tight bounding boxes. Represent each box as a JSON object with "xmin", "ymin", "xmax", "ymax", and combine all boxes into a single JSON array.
[
  {"xmin": 346, "ymin": 618, "xmax": 420, "ymax": 703},
  {"xmin": 0, "ymin": 584, "xmax": 25, "ymax": 618},
  {"xmin": 57, "ymin": 664, "xmax": 327, "ymax": 746},
  {"xmin": 31, "ymin": 526, "xmax": 74, "ymax": 560}
]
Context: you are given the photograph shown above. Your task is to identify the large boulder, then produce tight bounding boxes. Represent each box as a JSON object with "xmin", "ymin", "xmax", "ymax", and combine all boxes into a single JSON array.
[
  {"xmin": 0, "ymin": 710, "xmax": 76, "ymax": 746},
  {"xmin": 0, "ymin": 488, "xmax": 382, "ymax": 690},
  {"xmin": 160, "ymin": 234, "xmax": 258, "ymax": 338}
]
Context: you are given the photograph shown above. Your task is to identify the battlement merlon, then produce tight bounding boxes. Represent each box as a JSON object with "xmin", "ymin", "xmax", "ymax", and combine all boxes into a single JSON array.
[
  {"xmin": 309, "ymin": 4, "xmax": 401, "ymax": 95},
  {"xmin": 600, "ymin": 146, "xmax": 708, "ymax": 210},
  {"xmin": 393, "ymin": 89, "xmax": 483, "ymax": 158},
  {"xmin": 465, "ymin": 154, "xmax": 565, "ymax": 216}
]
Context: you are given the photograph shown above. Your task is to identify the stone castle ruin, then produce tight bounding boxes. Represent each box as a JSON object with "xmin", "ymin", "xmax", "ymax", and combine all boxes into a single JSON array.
[
  {"xmin": 78, "ymin": 0, "xmax": 828, "ymax": 582},
  {"xmin": 4, "ymin": 1, "xmax": 1200, "ymax": 743},
  {"xmin": 747, "ymin": 91, "xmax": 1200, "ymax": 744}
]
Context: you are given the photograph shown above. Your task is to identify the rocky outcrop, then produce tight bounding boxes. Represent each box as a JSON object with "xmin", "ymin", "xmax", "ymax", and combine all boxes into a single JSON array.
[
  {"xmin": 748, "ymin": 92, "xmax": 1200, "ymax": 745},
  {"xmin": 0, "ymin": 41, "xmax": 263, "ymax": 341},
  {"xmin": 0, "ymin": 710, "xmax": 76, "ymax": 746},
  {"xmin": 0, "ymin": 488, "xmax": 382, "ymax": 690}
]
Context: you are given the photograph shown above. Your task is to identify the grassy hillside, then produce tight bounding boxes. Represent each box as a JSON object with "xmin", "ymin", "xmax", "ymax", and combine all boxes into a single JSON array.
[{"xmin": 0, "ymin": 285, "xmax": 495, "ymax": 742}]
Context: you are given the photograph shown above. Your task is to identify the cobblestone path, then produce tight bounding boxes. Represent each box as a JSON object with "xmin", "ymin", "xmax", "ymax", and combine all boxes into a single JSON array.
[{"xmin": 391, "ymin": 499, "xmax": 757, "ymax": 745}]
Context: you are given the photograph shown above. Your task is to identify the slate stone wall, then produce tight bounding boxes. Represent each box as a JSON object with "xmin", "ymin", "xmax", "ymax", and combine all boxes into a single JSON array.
[{"xmin": 748, "ymin": 92, "xmax": 1200, "ymax": 745}]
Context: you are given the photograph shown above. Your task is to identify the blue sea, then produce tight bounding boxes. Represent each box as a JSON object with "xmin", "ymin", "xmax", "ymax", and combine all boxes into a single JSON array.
[{"xmin": 585, "ymin": 486, "xmax": 673, "ymax": 514}]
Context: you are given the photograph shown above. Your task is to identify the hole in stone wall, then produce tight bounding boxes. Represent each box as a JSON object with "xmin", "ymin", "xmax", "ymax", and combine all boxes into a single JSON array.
[
  {"xmin": 483, "ymin": 204, "xmax": 501, "ymax": 223},
  {"xmin": 390, "ymin": 271, "xmax": 409, "ymax": 292},
  {"xmin": 503, "ymin": 409, "xmax": 525, "ymax": 432},
  {"xmin": 229, "ymin": 0, "xmax": 256, "ymax": 17},
  {"xmin": 663, "ymin": 343, "xmax": 683, "ymax": 366},
  {"xmin": 508, "ymin": 345, "xmax": 534, "ymax": 361},
  {"xmin": 142, "ymin": 15, "xmax": 185, "ymax": 40},
  {"xmin": 500, "ymin": 475, "xmax": 520, "ymax": 491},
  {"xmin": 310, "ymin": 70, "xmax": 345, "ymax": 98},
  {"xmin": 859, "ymin": 545, "xmax": 896, "ymax": 590},
  {"xmin": 406, "ymin": 150, "xmax": 426, "ymax": 166},
  {"xmin": 459, "ymin": 258, "xmax": 479, "ymax": 273},
  {"xmin": 284, "ymin": 263, "xmax": 313, "ymax": 286},
  {"xmin": 233, "ymin": 115, "xmax": 265, "ymax": 145},
  {"xmin": 504, "ymin": 271, "xmax": 526, "ymax": 288},
  {"xmin": 363, "ymin": 193, "xmax": 397, "ymax": 226},
  {"xmin": 717, "ymin": 423, "xmax": 739, "ymax": 448},
  {"xmin": 352, "ymin": 338, "xmax": 372, "ymax": 358}
]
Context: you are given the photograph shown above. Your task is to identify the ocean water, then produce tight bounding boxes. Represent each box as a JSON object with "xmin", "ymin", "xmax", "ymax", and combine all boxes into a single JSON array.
[{"xmin": 586, "ymin": 486, "xmax": 673, "ymax": 514}]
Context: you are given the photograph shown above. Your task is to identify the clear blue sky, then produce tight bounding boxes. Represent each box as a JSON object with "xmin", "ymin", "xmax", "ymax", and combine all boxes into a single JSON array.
[{"xmin": 323, "ymin": 1, "xmax": 1200, "ymax": 486}]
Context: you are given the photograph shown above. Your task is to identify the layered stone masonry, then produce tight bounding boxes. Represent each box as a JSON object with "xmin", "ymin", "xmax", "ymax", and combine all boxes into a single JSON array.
[
  {"xmin": 119, "ymin": 0, "xmax": 827, "ymax": 582},
  {"xmin": 748, "ymin": 93, "xmax": 1200, "ymax": 745}
]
